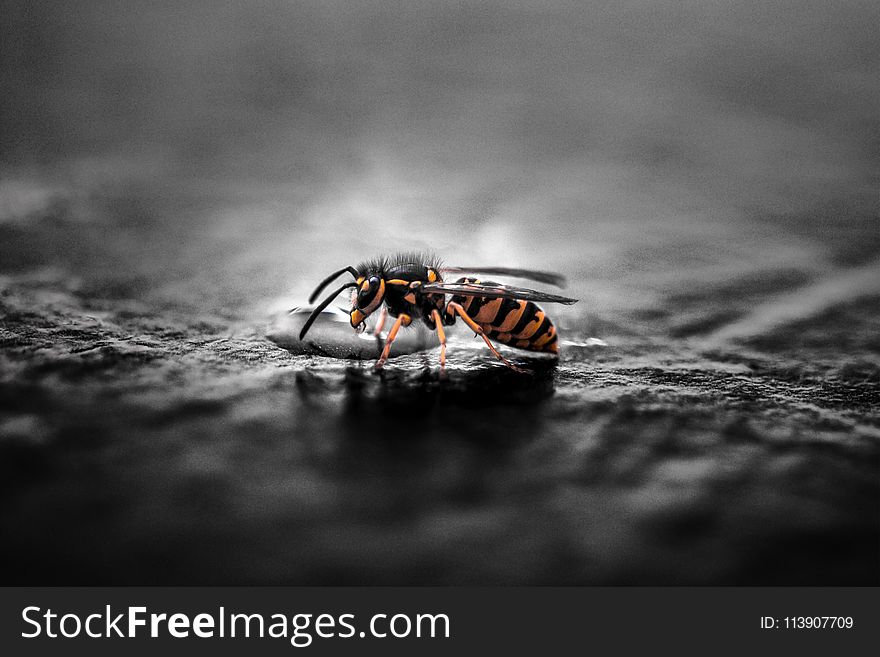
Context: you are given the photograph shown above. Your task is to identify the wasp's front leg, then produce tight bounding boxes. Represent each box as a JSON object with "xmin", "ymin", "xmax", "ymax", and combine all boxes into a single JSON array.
[
  {"xmin": 372, "ymin": 306, "xmax": 388, "ymax": 337},
  {"xmin": 374, "ymin": 314, "xmax": 412, "ymax": 370}
]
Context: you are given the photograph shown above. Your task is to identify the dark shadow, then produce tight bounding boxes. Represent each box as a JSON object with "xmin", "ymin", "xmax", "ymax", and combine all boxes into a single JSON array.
[{"xmin": 286, "ymin": 358, "xmax": 559, "ymax": 533}]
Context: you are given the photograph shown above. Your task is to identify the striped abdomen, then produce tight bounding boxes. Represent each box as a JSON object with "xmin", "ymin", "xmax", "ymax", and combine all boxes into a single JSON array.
[{"xmin": 446, "ymin": 278, "xmax": 559, "ymax": 354}]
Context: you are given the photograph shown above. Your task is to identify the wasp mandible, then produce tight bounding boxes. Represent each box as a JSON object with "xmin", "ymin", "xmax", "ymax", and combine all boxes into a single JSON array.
[{"xmin": 299, "ymin": 253, "xmax": 578, "ymax": 372}]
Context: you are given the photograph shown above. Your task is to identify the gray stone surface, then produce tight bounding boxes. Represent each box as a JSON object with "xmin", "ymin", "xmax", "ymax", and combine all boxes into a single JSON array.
[{"xmin": 1, "ymin": 248, "xmax": 877, "ymax": 584}]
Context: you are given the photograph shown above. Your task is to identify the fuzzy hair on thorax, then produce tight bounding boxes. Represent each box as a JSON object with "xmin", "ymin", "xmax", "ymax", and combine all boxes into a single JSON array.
[{"xmin": 355, "ymin": 252, "xmax": 444, "ymax": 277}]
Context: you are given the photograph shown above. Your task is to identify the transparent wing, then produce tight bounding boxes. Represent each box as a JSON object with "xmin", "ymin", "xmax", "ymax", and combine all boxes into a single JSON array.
[
  {"xmin": 422, "ymin": 281, "xmax": 578, "ymax": 305},
  {"xmin": 440, "ymin": 266, "xmax": 566, "ymax": 287}
]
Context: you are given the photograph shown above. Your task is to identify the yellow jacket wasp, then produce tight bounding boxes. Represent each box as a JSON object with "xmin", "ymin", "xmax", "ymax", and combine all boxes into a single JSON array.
[{"xmin": 299, "ymin": 253, "xmax": 578, "ymax": 372}]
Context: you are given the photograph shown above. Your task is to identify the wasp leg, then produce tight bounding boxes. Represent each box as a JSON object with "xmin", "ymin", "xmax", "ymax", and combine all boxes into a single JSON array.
[
  {"xmin": 446, "ymin": 302, "xmax": 527, "ymax": 373},
  {"xmin": 372, "ymin": 306, "xmax": 388, "ymax": 336},
  {"xmin": 374, "ymin": 314, "xmax": 411, "ymax": 369},
  {"xmin": 431, "ymin": 309, "xmax": 447, "ymax": 372}
]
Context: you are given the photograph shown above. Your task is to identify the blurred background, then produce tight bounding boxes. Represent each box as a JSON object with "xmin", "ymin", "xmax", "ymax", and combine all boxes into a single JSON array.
[
  {"xmin": 2, "ymin": 0, "xmax": 877, "ymax": 318},
  {"xmin": 0, "ymin": 1, "xmax": 877, "ymax": 584}
]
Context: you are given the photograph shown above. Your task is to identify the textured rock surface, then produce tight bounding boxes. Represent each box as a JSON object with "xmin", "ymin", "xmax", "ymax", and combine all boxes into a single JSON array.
[{"xmin": 1, "ymin": 247, "xmax": 877, "ymax": 584}]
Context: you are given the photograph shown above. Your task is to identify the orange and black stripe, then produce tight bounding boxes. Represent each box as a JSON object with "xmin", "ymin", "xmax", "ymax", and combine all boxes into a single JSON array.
[{"xmin": 445, "ymin": 278, "xmax": 559, "ymax": 354}]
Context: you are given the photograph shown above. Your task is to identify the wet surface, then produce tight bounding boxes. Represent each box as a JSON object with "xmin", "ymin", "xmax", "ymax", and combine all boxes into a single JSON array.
[
  {"xmin": 1, "ymin": 263, "xmax": 877, "ymax": 584},
  {"xmin": 1, "ymin": 1, "xmax": 878, "ymax": 584},
  {"xmin": 268, "ymin": 307, "xmax": 432, "ymax": 359}
]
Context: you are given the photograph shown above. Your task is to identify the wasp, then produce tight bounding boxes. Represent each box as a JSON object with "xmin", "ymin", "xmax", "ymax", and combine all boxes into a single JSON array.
[{"xmin": 298, "ymin": 253, "xmax": 578, "ymax": 372}]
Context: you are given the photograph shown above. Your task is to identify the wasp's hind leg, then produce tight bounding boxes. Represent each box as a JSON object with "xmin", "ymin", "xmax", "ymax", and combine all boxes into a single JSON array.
[
  {"xmin": 431, "ymin": 309, "xmax": 447, "ymax": 373},
  {"xmin": 446, "ymin": 302, "xmax": 527, "ymax": 374},
  {"xmin": 374, "ymin": 314, "xmax": 412, "ymax": 370}
]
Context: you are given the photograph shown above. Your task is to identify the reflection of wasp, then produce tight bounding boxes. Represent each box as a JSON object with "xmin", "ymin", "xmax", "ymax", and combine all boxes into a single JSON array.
[{"xmin": 299, "ymin": 253, "xmax": 578, "ymax": 372}]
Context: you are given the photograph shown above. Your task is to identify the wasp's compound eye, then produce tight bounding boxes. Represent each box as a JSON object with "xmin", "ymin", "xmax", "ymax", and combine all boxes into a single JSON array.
[
  {"xmin": 357, "ymin": 276, "xmax": 383, "ymax": 308},
  {"xmin": 358, "ymin": 276, "xmax": 379, "ymax": 307}
]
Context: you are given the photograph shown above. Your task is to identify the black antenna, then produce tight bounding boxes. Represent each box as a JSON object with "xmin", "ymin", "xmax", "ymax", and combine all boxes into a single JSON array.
[
  {"xmin": 299, "ymin": 282, "xmax": 358, "ymax": 340},
  {"xmin": 308, "ymin": 266, "xmax": 358, "ymax": 304}
]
